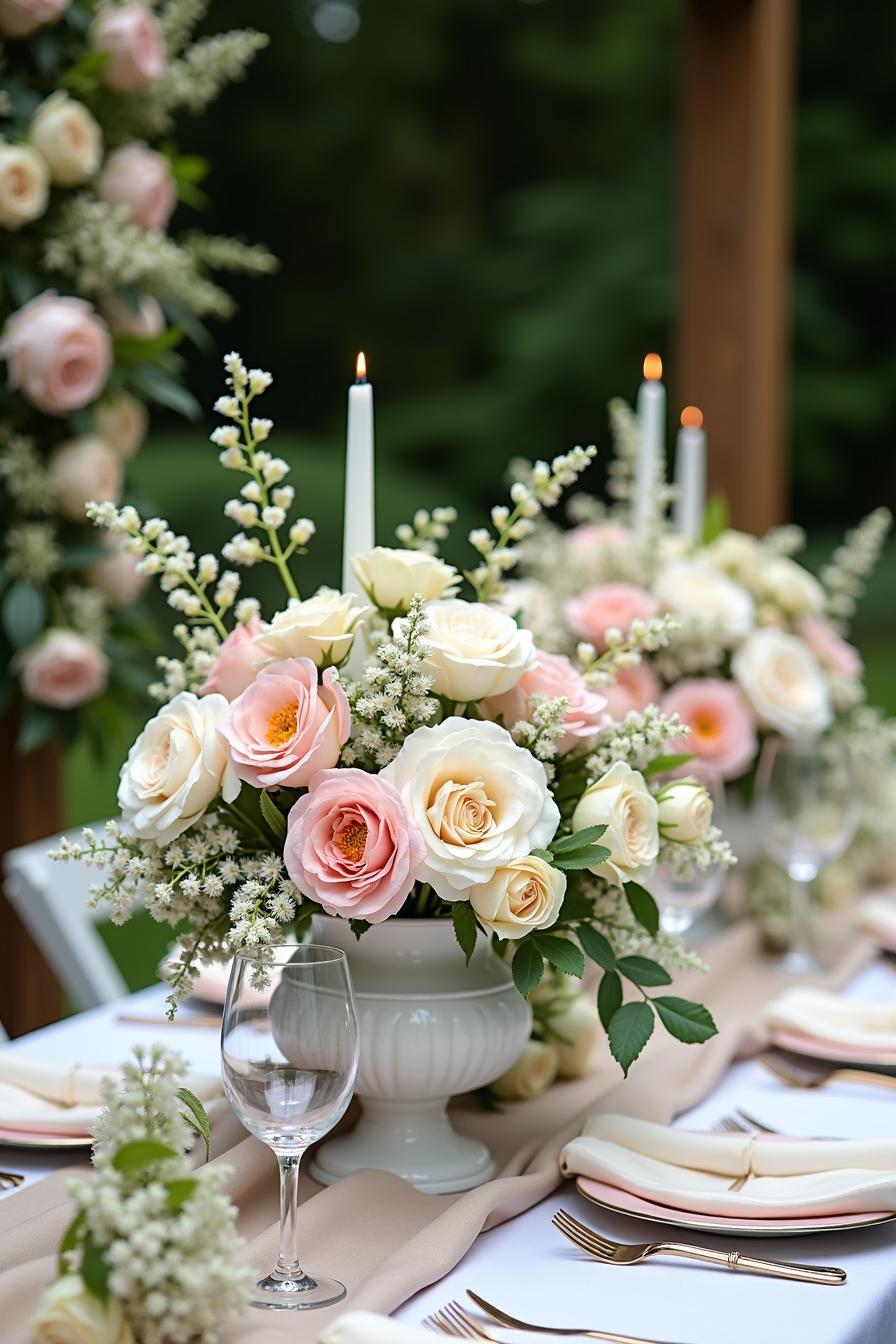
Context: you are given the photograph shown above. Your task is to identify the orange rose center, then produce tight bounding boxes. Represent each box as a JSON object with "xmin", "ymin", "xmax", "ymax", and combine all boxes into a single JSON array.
[
  {"xmin": 266, "ymin": 701, "xmax": 299, "ymax": 746},
  {"xmin": 335, "ymin": 820, "xmax": 368, "ymax": 862},
  {"xmin": 693, "ymin": 713, "xmax": 720, "ymax": 742}
]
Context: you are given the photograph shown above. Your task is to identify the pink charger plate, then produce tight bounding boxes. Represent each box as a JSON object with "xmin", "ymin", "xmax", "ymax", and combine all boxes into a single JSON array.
[
  {"xmin": 768, "ymin": 1026, "xmax": 896, "ymax": 1069},
  {"xmin": 0, "ymin": 1124, "xmax": 92, "ymax": 1148},
  {"xmin": 575, "ymin": 1176, "xmax": 896, "ymax": 1238}
]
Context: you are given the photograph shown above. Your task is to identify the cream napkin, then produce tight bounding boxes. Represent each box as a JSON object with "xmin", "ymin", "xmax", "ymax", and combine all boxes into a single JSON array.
[
  {"xmin": 0, "ymin": 1051, "xmax": 221, "ymax": 1137},
  {"xmin": 560, "ymin": 1113, "xmax": 896, "ymax": 1218},
  {"xmin": 321, "ymin": 1313, "xmax": 432, "ymax": 1344},
  {"xmin": 859, "ymin": 897, "xmax": 896, "ymax": 953},
  {"xmin": 762, "ymin": 987, "xmax": 896, "ymax": 1058}
]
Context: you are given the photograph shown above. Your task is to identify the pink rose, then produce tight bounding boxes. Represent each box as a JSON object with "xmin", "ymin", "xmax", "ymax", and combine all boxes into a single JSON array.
[
  {"xmin": 798, "ymin": 616, "xmax": 863, "ymax": 682},
  {"xmin": 662, "ymin": 677, "xmax": 757, "ymax": 782},
  {"xmin": 566, "ymin": 522, "xmax": 632, "ymax": 556},
  {"xmin": 0, "ymin": 293, "xmax": 111, "ymax": 416},
  {"xmin": 219, "ymin": 658, "xmax": 351, "ymax": 790},
  {"xmin": 90, "ymin": 3, "xmax": 164, "ymax": 93},
  {"xmin": 97, "ymin": 143, "xmax": 175, "ymax": 233},
  {"xmin": 100, "ymin": 293, "xmax": 165, "ymax": 340},
  {"xmin": 200, "ymin": 617, "xmax": 267, "ymax": 701},
  {"xmin": 602, "ymin": 663, "xmax": 662, "ymax": 721},
  {"xmin": 481, "ymin": 649, "xmax": 607, "ymax": 754},
  {"xmin": 284, "ymin": 769, "xmax": 425, "ymax": 923},
  {"xmin": 87, "ymin": 537, "xmax": 146, "ymax": 607},
  {"xmin": 564, "ymin": 583, "xmax": 658, "ymax": 649},
  {"xmin": 19, "ymin": 629, "xmax": 109, "ymax": 708},
  {"xmin": 0, "ymin": 0, "xmax": 67, "ymax": 38}
]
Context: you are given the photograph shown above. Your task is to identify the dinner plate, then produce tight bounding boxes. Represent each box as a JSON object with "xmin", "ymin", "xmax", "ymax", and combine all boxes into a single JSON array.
[
  {"xmin": 576, "ymin": 1176, "xmax": 896, "ymax": 1238},
  {"xmin": 768, "ymin": 1027, "xmax": 896, "ymax": 1071},
  {"xmin": 0, "ymin": 1125, "xmax": 92, "ymax": 1149}
]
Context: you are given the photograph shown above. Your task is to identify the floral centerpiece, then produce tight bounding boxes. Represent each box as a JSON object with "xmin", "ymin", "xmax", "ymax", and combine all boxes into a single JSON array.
[
  {"xmin": 0, "ymin": 0, "xmax": 274, "ymax": 751},
  {"xmin": 54, "ymin": 353, "xmax": 733, "ymax": 1090}
]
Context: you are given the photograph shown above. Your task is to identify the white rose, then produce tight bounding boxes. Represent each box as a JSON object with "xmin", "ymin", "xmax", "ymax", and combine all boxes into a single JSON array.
[
  {"xmin": 380, "ymin": 717, "xmax": 559, "ymax": 900},
  {"xmin": 0, "ymin": 141, "xmax": 48, "ymax": 229},
  {"xmin": 352, "ymin": 545, "xmax": 459, "ymax": 611},
  {"xmin": 760, "ymin": 555, "xmax": 824, "ymax": 618},
  {"xmin": 94, "ymin": 391, "xmax": 148, "ymax": 459},
  {"xmin": 469, "ymin": 855, "xmax": 566, "ymax": 940},
  {"xmin": 29, "ymin": 92, "xmax": 102, "ymax": 186},
  {"xmin": 118, "ymin": 691, "xmax": 240, "ymax": 844},
  {"xmin": 702, "ymin": 529, "xmax": 764, "ymax": 585},
  {"xmin": 48, "ymin": 435, "xmax": 123, "ymax": 522},
  {"xmin": 655, "ymin": 560, "xmax": 754, "ymax": 645},
  {"xmin": 422, "ymin": 599, "xmax": 534, "ymax": 703},
  {"xmin": 31, "ymin": 1275, "xmax": 134, "ymax": 1344},
  {"xmin": 491, "ymin": 1039, "xmax": 559, "ymax": 1101},
  {"xmin": 551, "ymin": 993, "xmax": 602, "ymax": 1079},
  {"xmin": 572, "ymin": 761, "xmax": 659, "ymax": 886},
  {"xmin": 254, "ymin": 590, "xmax": 368, "ymax": 667},
  {"xmin": 732, "ymin": 628, "xmax": 832, "ymax": 738},
  {"xmin": 657, "ymin": 778, "xmax": 713, "ymax": 844}
]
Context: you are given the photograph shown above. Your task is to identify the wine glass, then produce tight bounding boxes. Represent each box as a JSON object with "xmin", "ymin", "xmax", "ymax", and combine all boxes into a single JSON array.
[
  {"xmin": 654, "ymin": 773, "xmax": 725, "ymax": 936},
  {"xmin": 221, "ymin": 944, "xmax": 359, "ymax": 1310},
  {"xmin": 754, "ymin": 736, "xmax": 860, "ymax": 974}
]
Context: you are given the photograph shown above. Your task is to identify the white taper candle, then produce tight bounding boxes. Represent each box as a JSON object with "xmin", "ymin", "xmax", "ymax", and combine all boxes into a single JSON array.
[
  {"xmin": 633, "ymin": 352, "xmax": 665, "ymax": 543},
  {"xmin": 673, "ymin": 405, "xmax": 706, "ymax": 543},
  {"xmin": 342, "ymin": 351, "xmax": 375, "ymax": 597}
]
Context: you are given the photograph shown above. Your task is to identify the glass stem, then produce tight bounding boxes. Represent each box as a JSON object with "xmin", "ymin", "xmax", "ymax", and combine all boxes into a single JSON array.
[
  {"xmin": 275, "ymin": 1152, "xmax": 306, "ymax": 1282},
  {"xmin": 788, "ymin": 874, "xmax": 814, "ymax": 959}
]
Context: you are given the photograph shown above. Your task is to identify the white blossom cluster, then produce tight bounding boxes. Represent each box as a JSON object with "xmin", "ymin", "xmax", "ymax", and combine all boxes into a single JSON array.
[
  {"xmin": 344, "ymin": 596, "xmax": 438, "ymax": 767},
  {"xmin": 510, "ymin": 694, "xmax": 569, "ymax": 776},
  {"xmin": 651, "ymin": 617, "xmax": 729, "ymax": 681},
  {"xmin": 659, "ymin": 827, "xmax": 735, "ymax": 881},
  {"xmin": 63, "ymin": 1047, "xmax": 251, "ymax": 1344},
  {"xmin": 63, "ymin": 585, "xmax": 109, "ymax": 642},
  {"xmin": 5, "ymin": 521, "xmax": 60, "ymax": 582},
  {"xmin": 0, "ymin": 431, "xmax": 56, "ymax": 514},
  {"xmin": 578, "ymin": 614, "xmax": 679, "ymax": 685},
  {"xmin": 821, "ymin": 507, "xmax": 892, "ymax": 630},
  {"xmin": 395, "ymin": 505, "xmax": 458, "ymax": 554},
  {"xmin": 585, "ymin": 704, "xmax": 686, "ymax": 778},
  {"xmin": 580, "ymin": 874, "xmax": 708, "ymax": 974},
  {"xmin": 151, "ymin": 623, "xmax": 222, "ymax": 702},
  {"xmin": 120, "ymin": 28, "xmax": 270, "ymax": 137}
]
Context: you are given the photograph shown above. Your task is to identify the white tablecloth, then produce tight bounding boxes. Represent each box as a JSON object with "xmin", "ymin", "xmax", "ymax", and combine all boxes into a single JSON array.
[{"xmin": 4, "ymin": 962, "xmax": 896, "ymax": 1344}]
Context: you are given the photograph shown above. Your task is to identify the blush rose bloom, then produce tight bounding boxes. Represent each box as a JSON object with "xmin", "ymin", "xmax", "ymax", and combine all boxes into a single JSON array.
[
  {"xmin": 0, "ymin": 142, "xmax": 49, "ymax": 229},
  {"xmin": 284, "ymin": 768, "xmax": 425, "ymax": 922},
  {"xmin": 421, "ymin": 599, "xmax": 534, "ymax": 703},
  {"xmin": 0, "ymin": 0, "xmax": 68, "ymax": 38},
  {"xmin": 799, "ymin": 616, "xmax": 863, "ymax": 682},
  {"xmin": 97, "ymin": 143, "xmax": 175, "ymax": 232},
  {"xmin": 219, "ymin": 658, "xmax": 351, "ymax": 790},
  {"xmin": 469, "ymin": 854, "xmax": 566, "ymax": 939},
  {"xmin": 254, "ymin": 591, "xmax": 368, "ymax": 667},
  {"xmin": 480, "ymin": 649, "xmax": 607, "ymax": 754},
  {"xmin": 572, "ymin": 761, "xmax": 659, "ymax": 887},
  {"xmin": 564, "ymin": 583, "xmax": 658, "ymax": 649},
  {"xmin": 0, "ymin": 293, "xmax": 112, "ymax": 416},
  {"xmin": 31, "ymin": 1274, "xmax": 134, "ymax": 1344},
  {"xmin": 200, "ymin": 616, "xmax": 267, "ymax": 701},
  {"xmin": 118, "ymin": 692, "xmax": 240, "ymax": 844},
  {"xmin": 602, "ymin": 663, "xmax": 661, "ymax": 722},
  {"xmin": 565, "ymin": 521, "xmax": 632, "ymax": 557},
  {"xmin": 29, "ymin": 92, "xmax": 102, "ymax": 186},
  {"xmin": 90, "ymin": 2, "xmax": 164, "ymax": 93},
  {"xmin": 49, "ymin": 434, "xmax": 123, "ymax": 521},
  {"xmin": 655, "ymin": 560, "xmax": 755, "ymax": 645},
  {"xmin": 19, "ymin": 629, "xmax": 109, "ymax": 708},
  {"xmin": 732, "ymin": 628, "xmax": 832, "ymax": 738},
  {"xmin": 380, "ymin": 717, "xmax": 559, "ymax": 901},
  {"xmin": 100, "ymin": 292, "xmax": 165, "ymax": 340},
  {"xmin": 94, "ymin": 391, "xmax": 148, "ymax": 459},
  {"xmin": 662, "ymin": 677, "xmax": 757, "ymax": 782},
  {"xmin": 352, "ymin": 545, "xmax": 459, "ymax": 612},
  {"xmin": 87, "ymin": 536, "xmax": 146, "ymax": 606}
]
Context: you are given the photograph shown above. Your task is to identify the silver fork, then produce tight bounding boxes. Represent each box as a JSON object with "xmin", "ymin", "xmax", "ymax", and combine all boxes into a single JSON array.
[
  {"xmin": 423, "ymin": 1296, "xmax": 686, "ymax": 1344},
  {"xmin": 553, "ymin": 1208, "xmax": 846, "ymax": 1285}
]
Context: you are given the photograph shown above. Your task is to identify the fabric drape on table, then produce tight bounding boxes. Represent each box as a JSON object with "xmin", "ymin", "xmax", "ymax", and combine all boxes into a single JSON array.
[{"xmin": 0, "ymin": 917, "xmax": 873, "ymax": 1343}]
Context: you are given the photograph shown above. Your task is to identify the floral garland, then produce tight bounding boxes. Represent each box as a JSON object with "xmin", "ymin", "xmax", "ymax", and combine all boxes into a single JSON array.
[{"xmin": 0, "ymin": 0, "xmax": 274, "ymax": 752}]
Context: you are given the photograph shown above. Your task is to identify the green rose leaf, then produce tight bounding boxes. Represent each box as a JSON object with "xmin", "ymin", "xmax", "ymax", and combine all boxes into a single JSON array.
[
  {"xmin": 624, "ymin": 882, "xmax": 660, "ymax": 935},
  {"xmin": 607, "ymin": 1000, "xmax": 655, "ymax": 1076},
  {"xmin": 643, "ymin": 753, "xmax": 695, "ymax": 778},
  {"xmin": 551, "ymin": 824, "xmax": 608, "ymax": 854},
  {"xmin": 597, "ymin": 970, "xmax": 623, "ymax": 1032},
  {"xmin": 165, "ymin": 1177, "xmax": 199, "ymax": 1211},
  {"xmin": 511, "ymin": 940, "xmax": 544, "ymax": 998},
  {"xmin": 112, "ymin": 1139, "xmax": 179, "ymax": 1173},
  {"xmin": 616, "ymin": 955, "xmax": 672, "ymax": 987},
  {"xmin": 177, "ymin": 1087, "xmax": 211, "ymax": 1160},
  {"xmin": 533, "ymin": 933, "xmax": 585, "ymax": 979},
  {"xmin": 259, "ymin": 789, "xmax": 287, "ymax": 842},
  {"xmin": 2, "ymin": 580, "xmax": 46, "ymax": 649},
  {"xmin": 578, "ymin": 924, "xmax": 616, "ymax": 971},
  {"xmin": 349, "ymin": 918, "xmax": 371, "ymax": 940},
  {"xmin": 451, "ymin": 900, "xmax": 479, "ymax": 964},
  {"xmin": 79, "ymin": 1238, "xmax": 110, "ymax": 1302},
  {"xmin": 551, "ymin": 846, "xmax": 611, "ymax": 871},
  {"xmin": 654, "ymin": 996, "xmax": 719, "ymax": 1045},
  {"xmin": 57, "ymin": 1208, "xmax": 86, "ymax": 1275}
]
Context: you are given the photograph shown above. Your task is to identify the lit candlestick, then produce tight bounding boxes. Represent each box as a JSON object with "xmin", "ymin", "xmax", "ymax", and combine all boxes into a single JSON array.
[
  {"xmin": 633, "ymin": 353, "xmax": 665, "ymax": 542},
  {"xmin": 673, "ymin": 405, "xmax": 706, "ymax": 542},
  {"xmin": 341, "ymin": 350, "xmax": 375, "ymax": 597}
]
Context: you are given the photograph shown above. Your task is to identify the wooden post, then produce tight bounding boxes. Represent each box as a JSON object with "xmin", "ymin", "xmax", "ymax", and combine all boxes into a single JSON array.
[
  {"xmin": 677, "ymin": 0, "xmax": 794, "ymax": 534},
  {"xmin": 0, "ymin": 712, "xmax": 63, "ymax": 1036}
]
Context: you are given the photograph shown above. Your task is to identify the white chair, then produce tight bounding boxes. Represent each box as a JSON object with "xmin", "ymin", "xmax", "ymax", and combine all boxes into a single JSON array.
[{"xmin": 3, "ymin": 825, "xmax": 129, "ymax": 1011}]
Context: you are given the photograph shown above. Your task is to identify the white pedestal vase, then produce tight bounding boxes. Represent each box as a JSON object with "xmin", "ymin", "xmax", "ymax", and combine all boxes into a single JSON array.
[{"xmin": 307, "ymin": 914, "xmax": 531, "ymax": 1194}]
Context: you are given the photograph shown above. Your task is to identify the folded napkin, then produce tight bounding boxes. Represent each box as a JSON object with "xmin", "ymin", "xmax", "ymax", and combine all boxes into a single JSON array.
[
  {"xmin": 859, "ymin": 897, "xmax": 896, "ymax": 953},
  {"xmin": 762, "ymin": 987, "xmax": 896, "ymax": 1059},
  {"xmin": 560, "ymin": 1113, "xmax": 896, "ymax": 1218},
  {"xmin": 321, "ymin": 1313, "xmax": 431, "ymax": 1344},
  {"xmin": 0, "ymin": 1051, "xmax": 221, "ymax": 1137}
]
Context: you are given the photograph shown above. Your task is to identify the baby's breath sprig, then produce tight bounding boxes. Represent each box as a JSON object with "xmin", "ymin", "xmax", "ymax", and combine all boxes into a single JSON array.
[
  {"xmin": 821, "ymin": 506, "xmax": 892, "ymax": 632},
  {"xmin": 344, "ymin": 596, "xmax": 439, "ymax": 767},
  {"xmin": 585, "ymin": 705, "xmax": 686, "ymax": 779},
  {"xmin": 395, "ymin": 505, "xmax": 458, "ymax": 554},
  {"xmin": 511, "ymin": 695, "xmax": 568, "ymax": 777},
  {"xmin": 576, "ymin": 614, "xmax": 678, "ymax": 685}
]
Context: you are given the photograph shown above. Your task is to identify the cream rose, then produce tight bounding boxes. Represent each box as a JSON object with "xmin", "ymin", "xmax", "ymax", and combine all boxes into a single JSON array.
[
  {"xmin": 254, "ymin": 590, "xmax": 368, "ymax": 667},
  {"xmin": 48, "ymin": 434, "xmax": 122, "ymax": 521},
  {"xmin": 0, "ymin": 142, "xmax": 49, "ymax": 229},
  {"xmin": 551, "ymin": 993, "xmax": 602, "ymax": 1079},
  {"xmin": 97, "ymin": 142, "xmax": 175, "ymax": 232},
  {"xmin": 491, "ymin": 1039, "xmax": 559, "ymax": 1101},
  {"xmin": 94, "ymin": 391, "xmax": 148, "ymax": 459},
  {"xmin": 656, "ymin": 778, "xmax": 713, "ymax": 844},
  {"xmin": 421, "ymin": 599, "xmax": 534, "ymax": 703},
  {"xmin": 29, "ymin": 92, "xmax": 102, "ymax": 186},
  {"xmin": 118, "ymin": 691, "xmax": 240, "ymax": 844},
  {"xmin": 352, "ymin": 545, "xmax": 459, "ymax": 612},
  {"xmin": 31, "ymin": 1275, "xmax": 134, "ymax": 1344},
  {"xmin": 655, "ymin": 560, "xmax": 754, "ymax": 645},
  {"xmin": 760, "ymin": 555, "xmax": 824, "ymax": 619},
  {"xmin": 732, "ymin": 628, "xmax": 832, "ymax": 738},
  {"xmin": 572, "ymin": 761, "xmax": 659, "ymax": 886},
  {"xmin": 380, "ymin": 717, "xmax": 559, "ymax": 900},
  {"xmin": 469, "ymin": 855, "xmax": 566, "ymax": 940},
  {"xmin": 703, "ymin": 529, "xmax": 764, "ymax": 585}
]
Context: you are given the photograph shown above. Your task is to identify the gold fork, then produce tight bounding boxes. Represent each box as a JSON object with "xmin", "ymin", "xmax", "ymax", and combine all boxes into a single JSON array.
[
  {"xmin": 423, "ymin": 1296, "xmax": 686, "ymax": 1344},
  {"xmin": 0, "ymin": 1170, "xmax": 24, "ymax": 1189},
  {"xmin": 760, "ymin": 1051, "xmax": 896, "ymax": 1093},
  {"xmin": 552, "ymin": 1209, "xmax": 846, "ymax": 1285}
]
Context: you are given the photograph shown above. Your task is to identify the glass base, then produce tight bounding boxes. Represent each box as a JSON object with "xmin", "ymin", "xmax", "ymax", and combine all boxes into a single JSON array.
[
  {"xmin": 779, "ymin": 947, "xmax": 826, "ymax": 976},
  {"xmin": 250, "ymin": 1271, "xmax": 346, "ymax": 1311}
]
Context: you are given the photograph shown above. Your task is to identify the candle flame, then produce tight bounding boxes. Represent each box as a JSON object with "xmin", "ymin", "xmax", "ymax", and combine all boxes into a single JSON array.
[
  {"xmin": 643, "ymin": 353, "xmax": 663, "ymax": 381},
  {"xmin": 355, "ymin": 351, "xmax": 367, "ymax": 383},
  {"xmin": 680, "ymin": 405, "xmax": 703, "ymax": 429}
]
